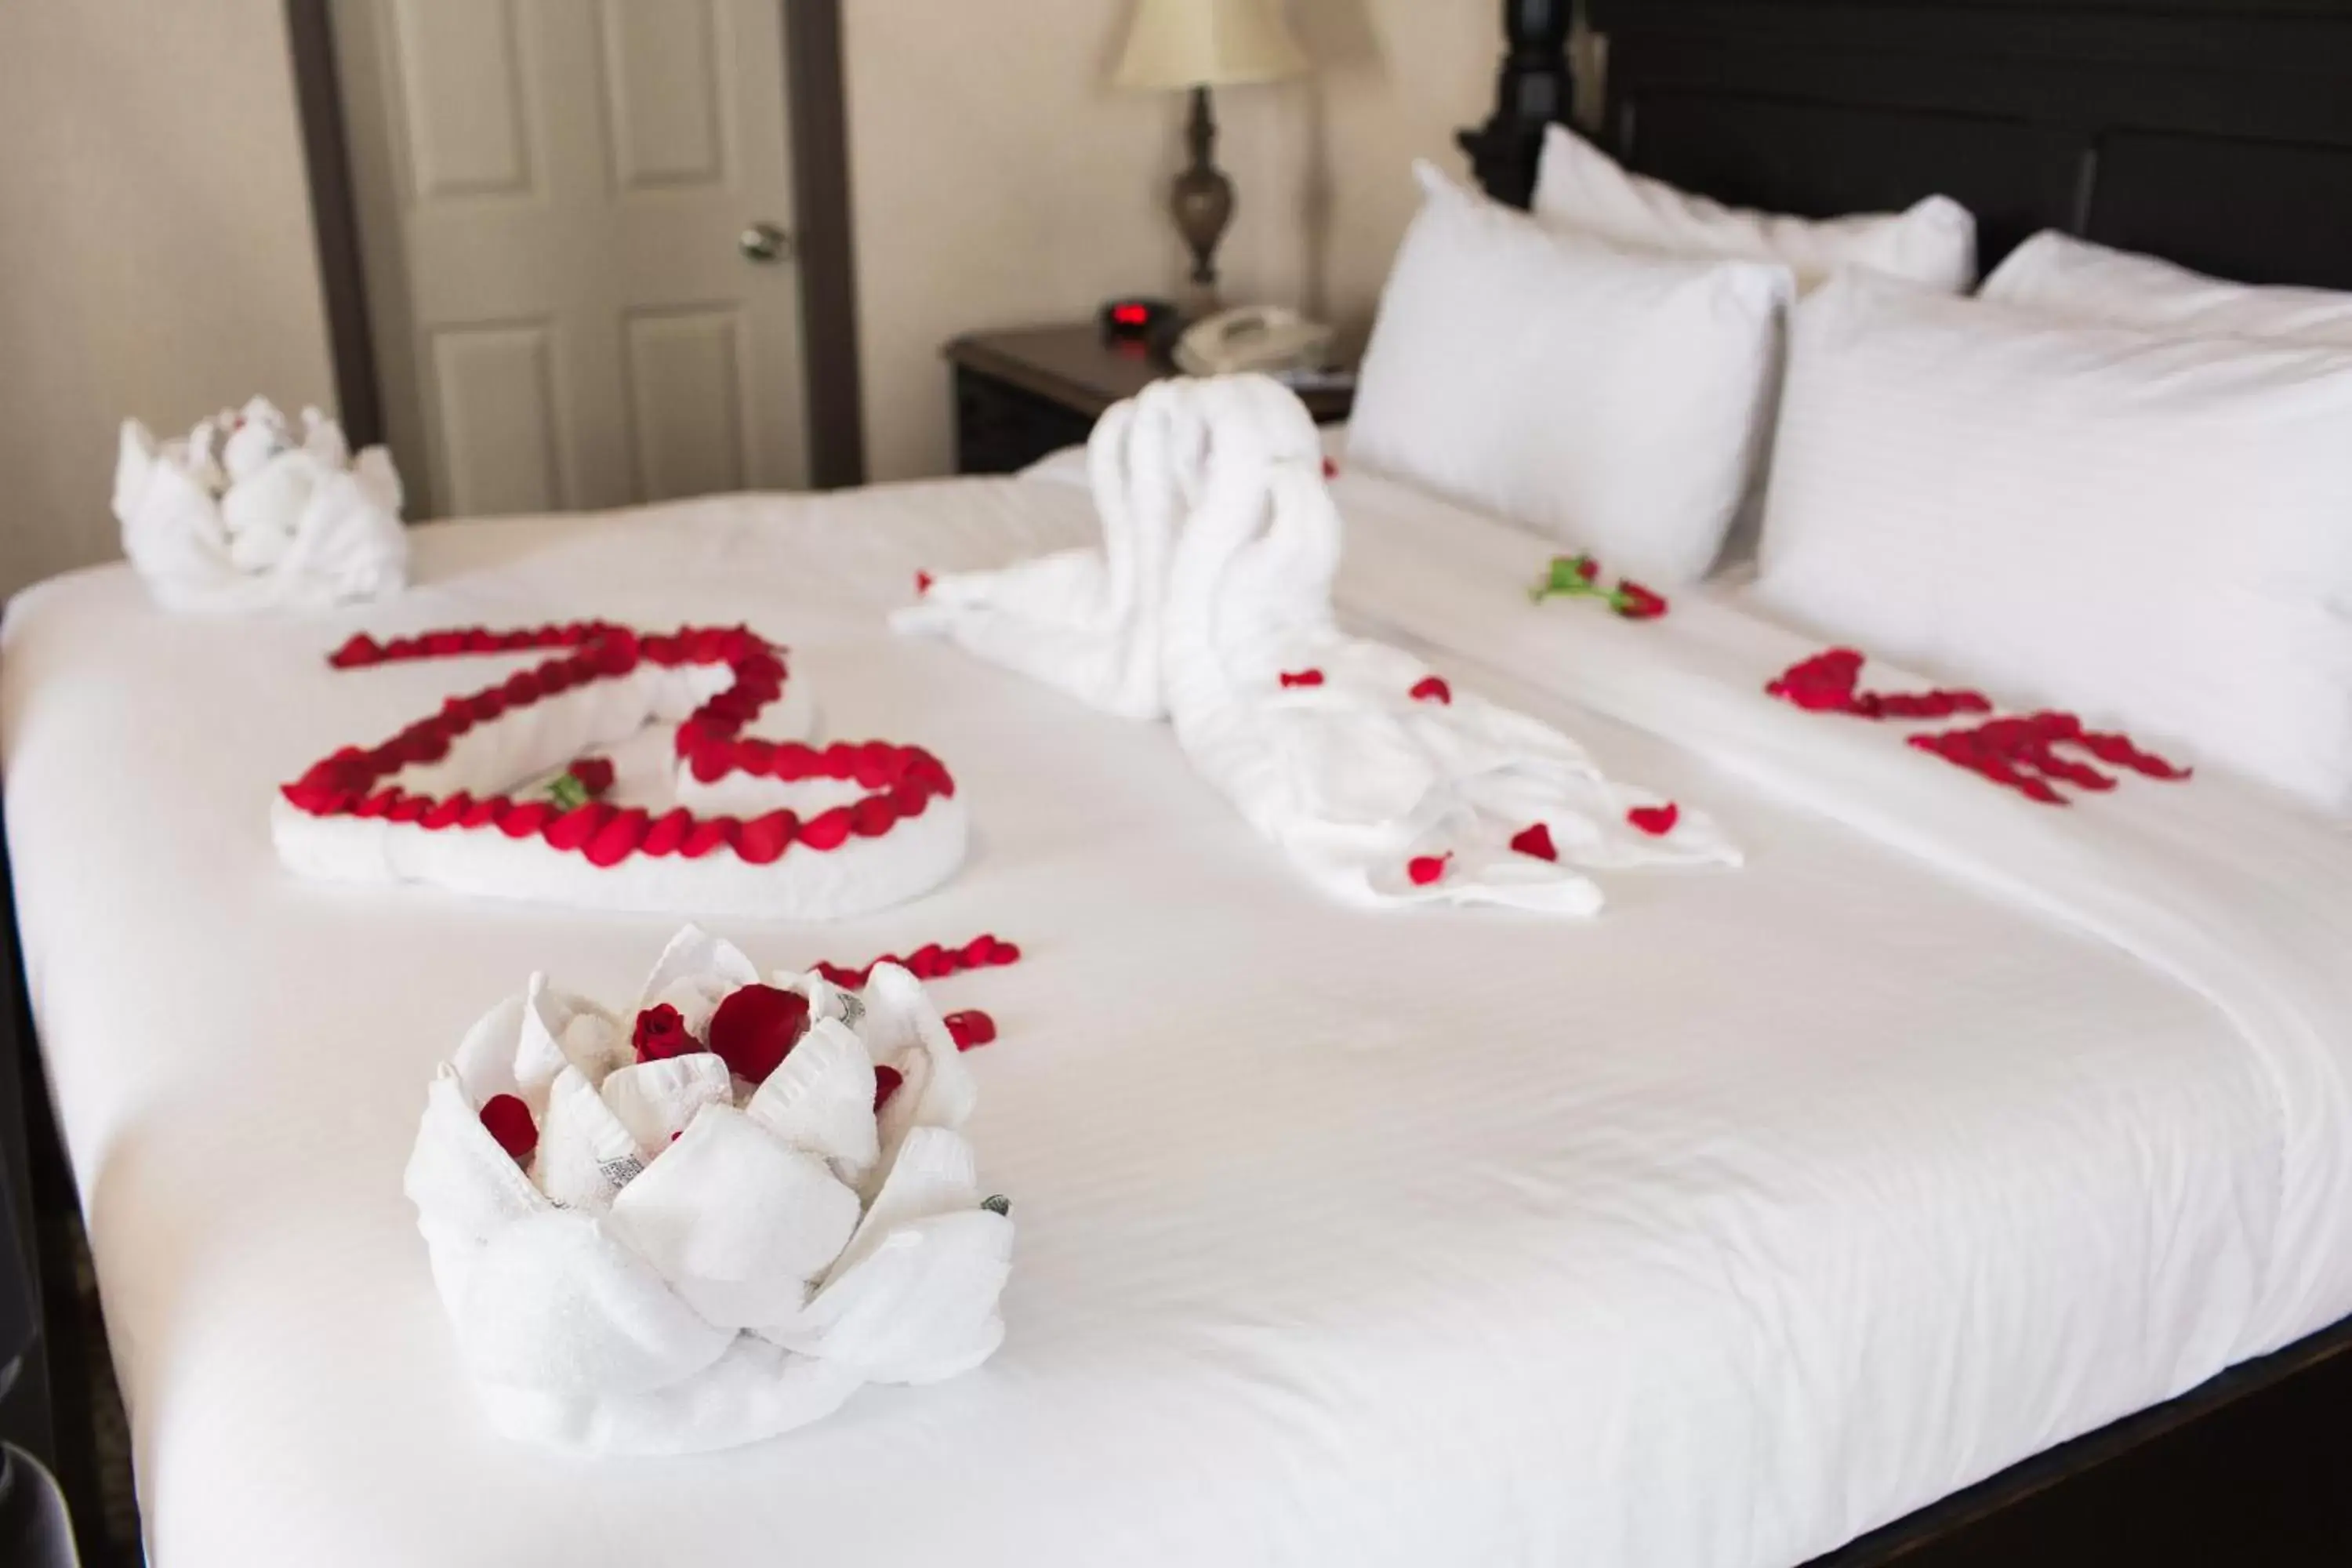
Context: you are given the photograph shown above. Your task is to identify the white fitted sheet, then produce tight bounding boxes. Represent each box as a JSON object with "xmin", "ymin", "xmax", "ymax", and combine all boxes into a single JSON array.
[{"xmin": 5, "ymin": 467, "xmax": 2351, "ymax": 1568}]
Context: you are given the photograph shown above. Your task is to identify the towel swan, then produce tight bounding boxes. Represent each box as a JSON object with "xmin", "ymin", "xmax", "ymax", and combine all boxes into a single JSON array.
[
  {"xmin": 892, "ymin": 382, "xmax": 1203, "ymax": 718},
  {"xmin": 902, "ymin": 372, "xmax": 1740, "ymax": 913}
]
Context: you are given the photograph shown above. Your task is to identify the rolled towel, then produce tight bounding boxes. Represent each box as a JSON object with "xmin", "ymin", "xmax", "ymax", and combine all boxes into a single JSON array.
[{"xmin": 114, "ymin": 396, "xmax": 406, "ymax": 613}]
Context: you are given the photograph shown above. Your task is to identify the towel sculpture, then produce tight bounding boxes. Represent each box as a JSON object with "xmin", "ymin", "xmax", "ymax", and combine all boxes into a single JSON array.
[
  {"xmin": 407, "ymin": 925, "xmax": 1014, "ymax": 1454},
  {"xmin": 897, "ymin": 374, "xmax": 1737, "ymax": 914},
  {"xmin": 274, "ymin": 622, "xmax": 969, "ymax": 920},
  {"xmin": 114, "ymin": 396, "xmax": 407, "ymax": 612}
]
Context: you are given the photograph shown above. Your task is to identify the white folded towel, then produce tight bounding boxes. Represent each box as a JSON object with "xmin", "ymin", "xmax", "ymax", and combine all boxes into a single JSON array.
[
  {"xmin": 114, "ymin": 396, "xmax": 407, "ymax": 613},
  {"xmin": 902, "ymin": 372, "xmax": 1740, "ymax": 913},
  {"xmin": 891, "ymin": 379, "xmax": 1203, "ymax": 718},
  {"xmin": 405, "ymin": 925, "xmax": 1014, "ymax": 1454}
]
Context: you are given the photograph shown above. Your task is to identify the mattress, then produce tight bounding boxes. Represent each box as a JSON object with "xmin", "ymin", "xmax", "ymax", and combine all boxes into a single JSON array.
[{"xmin": 5, "ymin": 463, "xmax": 2351, "ymax": 1568}]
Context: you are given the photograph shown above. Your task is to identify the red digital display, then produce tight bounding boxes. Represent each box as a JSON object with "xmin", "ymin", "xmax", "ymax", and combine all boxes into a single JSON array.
[{"xmin": 1113, "ymin": 304, "xmax": 1149, "ymax": 325}]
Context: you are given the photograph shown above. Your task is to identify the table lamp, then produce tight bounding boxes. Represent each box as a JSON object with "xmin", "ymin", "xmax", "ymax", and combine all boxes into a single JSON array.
[{"xmin": 1114, "ymin": 0, "xmax": 1308, "ymax": 301}]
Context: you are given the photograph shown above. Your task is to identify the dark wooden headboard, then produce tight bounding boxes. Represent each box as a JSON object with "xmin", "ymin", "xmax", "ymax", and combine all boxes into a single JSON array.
[{"xmin": 1460, "ymin": 0, "xmax": 2352, "ymax": 288}]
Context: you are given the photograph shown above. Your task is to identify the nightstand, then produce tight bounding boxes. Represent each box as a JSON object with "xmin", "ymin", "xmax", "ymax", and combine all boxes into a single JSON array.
[{"xmin": 944, "ymin": 325, "xmax": 1354, "ymax": 476}]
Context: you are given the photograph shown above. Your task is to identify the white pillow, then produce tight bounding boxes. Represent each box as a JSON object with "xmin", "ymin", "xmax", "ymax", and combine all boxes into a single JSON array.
[
  {"xmin": 1532, "ymin": 124, "xmax": 1977, "ymax": 293},
  {"xmin": 1348, "ymin": 162, "xmax": 1791, "ymax": 586},
  {"xmin": 1984, "ymin": 230, "xmax": 2352, "ymax": 348},
  {"xmin": 1755, "ymin": 271, "xmax": 2352, "ymax": 809}
]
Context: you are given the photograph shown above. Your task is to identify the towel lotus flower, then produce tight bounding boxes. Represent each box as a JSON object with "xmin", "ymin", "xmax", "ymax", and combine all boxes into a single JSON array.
[
  {"xmin": 405, "ymin": 926, "xmax": 1014, "ymax": 1455},
  {"xmin": 114, "ymin": 395, "xmax": 406, "ymax": 612}
]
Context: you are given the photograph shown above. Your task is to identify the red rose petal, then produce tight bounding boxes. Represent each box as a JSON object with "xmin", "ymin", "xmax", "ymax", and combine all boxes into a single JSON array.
[
  {"xmin": 1278, "ymin": 669, "xmax": 1326, "ymax": 689},
  {"xmin": 329, "ymin": 633, "xmax": 384, "ymax": 668},
  {"xmin": 1321, "ymin": 456, "xmax": 1339, "ymax": 480},
  {"xmin": 681, "ymin": 816, "xmax": 738, "ymax": 858},
  {"xmin": 850, "ymin": 795, "xmax": 897, "ymax": 837},
  {"xmin": 1407, "ymin": 853, "xmax": 1450, "ymax": 887},
  {"xmin": 916, "ymin": 570, "xmax": 935, "ymax": 596},
  {"xmin": 800, "ymin": 806, "xmax": 854, "ymax": 851},
  {"xmin": 735, "ymin": 809, "xmax": 799, "ymax": 865},
  {"xmin": 1627, "ymin": 803, "xmax": 1680, "ymax": 837},
  {"xmin": 639, "ymin": 807, "xmax": 693, "ymax": 857},
  {"xmin": 542, "ymin": 802, "xmax": 610, "ymax": 852},
  {"xmin": 706, "ymin": 984, "xmax": 811, "ymax": 1083},
  {"xmin": 1509, "ymin": 822, "xmax": 1558, "ymax": 862},
  {"xmin": 479, "ymin": 1094, "xmax": 537, "ymax": 1161},
  {"xmin": 499, "ymin": 801, "xmax": 552, "ymax": 837},
  {"xmin": 1409, "ymin": 675, "xmax": 1452, "ymax": 705},
  {"xmin": 943, "ymin": 1009, "xmax": 997, "ymax": 1051},
  {"xmin": 584, "ymin": 807, "xmax": 650, "ymax": 868},
  {"xmin": 873, "ymin": 1063, "xmax": 904, "ymax": 1111}
]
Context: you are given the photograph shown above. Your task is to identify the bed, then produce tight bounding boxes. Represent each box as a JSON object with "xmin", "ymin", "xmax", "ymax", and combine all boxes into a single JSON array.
[{"xmin": 8, "ymin": 2, "xmax": 2352, "ymax": 1564}]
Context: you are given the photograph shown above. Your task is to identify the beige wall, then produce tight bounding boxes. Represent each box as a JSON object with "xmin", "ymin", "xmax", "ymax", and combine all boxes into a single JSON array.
[
  {"xmin": 0, "ymin": 0, "xmax": 1501, "ymax": 587},
  {"xmin": 844, "ymin": 0, "xmax": 1496, "ymax": 481},
  {"xmin": 0, "ymin": 0, "xmax": 337, "ymax": 597}
]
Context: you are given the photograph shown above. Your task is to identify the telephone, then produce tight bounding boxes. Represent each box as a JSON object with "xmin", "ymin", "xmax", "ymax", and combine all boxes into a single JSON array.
[{"xmin": 1172, "ymin": 306, "xmax": 1335, "ymax": 377}]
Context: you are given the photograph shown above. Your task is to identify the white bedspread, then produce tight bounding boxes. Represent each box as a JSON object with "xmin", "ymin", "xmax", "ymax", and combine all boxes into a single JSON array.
[{"xmin": 6, "ymin": 463, "xmax": 2351, "ymax": 1568}]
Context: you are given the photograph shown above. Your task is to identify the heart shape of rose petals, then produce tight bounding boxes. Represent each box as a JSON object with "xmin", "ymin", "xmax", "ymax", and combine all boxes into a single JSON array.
[{"xmin": 273, "ymin": 621, "xmax": 968, "ymax": 920}]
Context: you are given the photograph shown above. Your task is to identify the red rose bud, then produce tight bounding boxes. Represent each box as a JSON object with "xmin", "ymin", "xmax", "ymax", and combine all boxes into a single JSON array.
[
  {"xmin": 1575, "ymin": 555, "xmax": 1599, "ymax": 582},
  {"xmin": 873, "ymin": 1063, "xmax": 905, "ymax": 1111},
  {"xmin": 479, "ymin": 1094, "xmax": 538, "ymax": 1161},
  {"xmin": 567, "ymin": 757, "xmax": 616, "ymax": 797},
  {"xmin": 1612, "ymin": 582, "xmax": 1668, "ymax": 619},
  {"xmin": 943, "ymin": 1010, "xmax": 998, "ymax": 1051},
  {"xmin": 632, "ymin": 1003, "xmax": 699, "ymax": 1063},
  {"xmin": 706, "ymin": 984, "xmax": 811, "ymax": 1083},
  {"xmin": 1406, "ymin": 853, "xmax": 1450, "ymax": 887}
]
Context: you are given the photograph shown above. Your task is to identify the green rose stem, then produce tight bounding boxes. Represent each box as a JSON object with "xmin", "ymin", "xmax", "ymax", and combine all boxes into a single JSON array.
[
  {"xmin": 1529, "ymin": 553, "xmax": 1606, "ymax": 605},
  {"xmin": 546, "ymin": 771, "xmax": 590, "ymax": 811}
]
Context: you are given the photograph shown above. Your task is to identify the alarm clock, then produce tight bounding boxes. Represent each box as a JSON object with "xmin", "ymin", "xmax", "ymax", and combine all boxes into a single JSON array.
[{"xmin": 1098, "ymin": 296, "xmax": 1180, "ymax": 347}]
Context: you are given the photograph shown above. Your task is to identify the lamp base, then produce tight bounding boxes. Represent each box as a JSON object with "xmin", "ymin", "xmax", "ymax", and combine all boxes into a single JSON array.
[{"xmin": 1171, "ymin": 85, "xmax": 1234, "ymax": 299}]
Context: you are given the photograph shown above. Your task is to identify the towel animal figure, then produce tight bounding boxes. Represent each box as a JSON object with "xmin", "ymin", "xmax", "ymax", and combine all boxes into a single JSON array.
[
  {"xmin": 890, "ymin": 379, "xmax": 1205, "ymax": 719},
  {"xmin": 901, "ymin": 372, "xmax": 1739, "ymax": 913},
  {"xmin": 114, "ymin": 396, "xmax": 407, "ymax": 612}
]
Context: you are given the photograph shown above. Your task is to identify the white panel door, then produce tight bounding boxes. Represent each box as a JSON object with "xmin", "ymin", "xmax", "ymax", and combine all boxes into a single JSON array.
[{"xmin": 332, "ymin": 0, "xmax": 808, "ymax": 518}]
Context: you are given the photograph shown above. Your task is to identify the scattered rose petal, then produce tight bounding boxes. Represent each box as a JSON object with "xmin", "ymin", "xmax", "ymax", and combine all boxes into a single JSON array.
[
  {"xmin": 1410, "ymin": 675, "xmax": 1452, "ymax": 705},
  {"xmin": 1407, "ymin": 853, "xmax": 1450, "ymax": 887},
  {"xmin": 915, "ymin": 570, "xmax": 935, "ymax": 596},
  {"xmin": 943, "ymin": 1010, "xmax": 997, "ymax": 1051},
  {"xmin": 1279, "ymin": 669, "xmax": 1326, "ymax": 689},
  {"xmin": 1627, "ymin": 803, "xmax": 1680, "ymax": 837},
  {"xmin": 1509, "ymin": 822, "xmax": 1558, "ymax": 862},
  {"xmin": 873, "ymin": 1064, "xmax": 904, "ymax": 1111},
  {"xmin": 1321, "ymin": 456, "xmax": 1338, "ymax": 480},
  {"xmin": 1612, "ymin": 582, "xmax": 1669, "ymax": 620}
]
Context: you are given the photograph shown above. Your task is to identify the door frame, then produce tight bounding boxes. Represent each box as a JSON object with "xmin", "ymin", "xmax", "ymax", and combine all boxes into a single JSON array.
[{"xmin": 282, "ymin": 0, "xmax": 869, "ymax": 492}]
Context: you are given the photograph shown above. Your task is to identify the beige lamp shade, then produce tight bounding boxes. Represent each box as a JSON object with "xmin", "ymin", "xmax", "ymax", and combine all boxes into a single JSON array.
[{"xmin": 1112, "ymin": 0, "xmax": 1309, "ymax": 90}]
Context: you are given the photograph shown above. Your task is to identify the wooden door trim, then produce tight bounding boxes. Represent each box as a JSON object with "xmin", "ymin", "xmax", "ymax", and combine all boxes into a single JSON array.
[
  {"xmin": 781, "ymin": 0, "xmax": 866, "ymax": 489},
  {"xmin": 282, "ymin": 0, "xmax": 869, "ymax": 488},
  {"xmin": 285, "ymin": 0, "xmax": 385, "ymax": 452}
]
